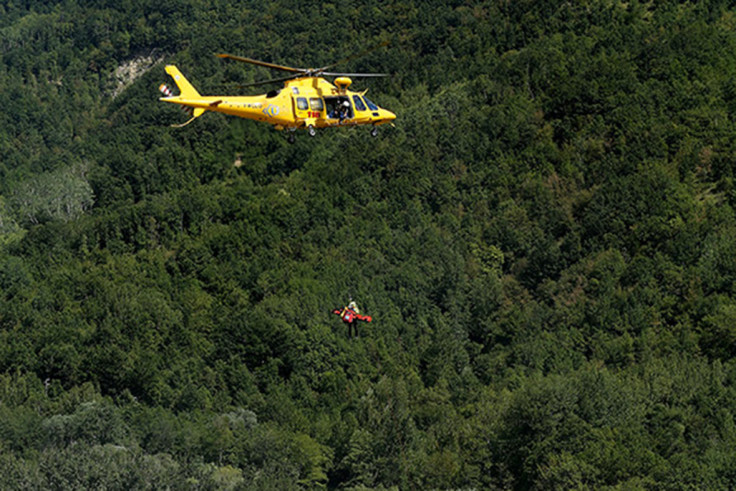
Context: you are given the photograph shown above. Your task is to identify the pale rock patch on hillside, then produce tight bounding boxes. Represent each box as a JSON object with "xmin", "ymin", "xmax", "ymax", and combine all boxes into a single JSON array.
[{"xmin": 111, "ymin": 53, "xmax": 164, "ymax": 98}]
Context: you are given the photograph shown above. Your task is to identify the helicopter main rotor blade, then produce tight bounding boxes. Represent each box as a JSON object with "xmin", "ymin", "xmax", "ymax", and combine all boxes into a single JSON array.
[
  {"xmin": 317, "ymin": 40, "xmax": 390, "ymax": 73},
  {"xmin": 216, "ymin": 53, "xmax": 305, "ymax": 73},
  {"xmin": 213, "ymin": 73, "xmax": 306, "ymax": 90},
  {"xmin": 231, "ymin": 73, "xmax": 306, "ymax": 89},
  {"xmin": 321, "ymin": 72, "xmax": 389, "ymax": 77}
]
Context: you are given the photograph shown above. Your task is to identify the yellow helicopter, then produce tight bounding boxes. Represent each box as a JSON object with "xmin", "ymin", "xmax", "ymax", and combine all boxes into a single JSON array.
[{"xmin": 159, "ymin": 45, "xmax": 396, "ymax": 142}]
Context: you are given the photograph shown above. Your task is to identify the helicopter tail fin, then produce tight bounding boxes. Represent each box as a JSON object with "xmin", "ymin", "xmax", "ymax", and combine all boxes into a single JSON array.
[{"xmin": 164, "ymin": 65, "xmax": 201, "ymax": 98}]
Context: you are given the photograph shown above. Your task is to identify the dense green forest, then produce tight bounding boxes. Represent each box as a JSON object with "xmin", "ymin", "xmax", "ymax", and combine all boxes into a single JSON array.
[{"xmin": 3, "ymin": 0, "xmax": 736, "ymax": 488}]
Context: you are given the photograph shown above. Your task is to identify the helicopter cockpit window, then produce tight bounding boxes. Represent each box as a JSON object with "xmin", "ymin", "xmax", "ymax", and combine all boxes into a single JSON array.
[
  {"xmin": 310, "ymin": 98, "xmax": 324, "ymax": 111},
  {"xmin": 363, "ymin": 97, "xmax": 379, "ymax": 111},
  {"xmin": 296, "ymin": 97, "xmax": 308, "ymax": 110},
  {"xmin": 353, "ymin": 96, "xmax": 366, "ymax": 111}
]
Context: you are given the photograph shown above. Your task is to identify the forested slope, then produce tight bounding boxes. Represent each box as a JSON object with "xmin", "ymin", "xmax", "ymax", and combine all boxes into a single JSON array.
[{"xmin": 3, "ymin": 0, "xmax": 736, "ymax": 488}]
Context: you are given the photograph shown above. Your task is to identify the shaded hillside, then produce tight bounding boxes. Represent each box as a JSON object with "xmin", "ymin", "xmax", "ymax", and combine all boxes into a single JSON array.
[{"xmin": 2, "ymin": 0, "xmax": 736, "ymax": 488}]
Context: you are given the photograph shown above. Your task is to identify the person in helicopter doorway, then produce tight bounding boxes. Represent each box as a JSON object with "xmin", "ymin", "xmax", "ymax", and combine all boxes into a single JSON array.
[{"xmin": 337, "ymin": 100, "xmax": 350, "ymax": 123}]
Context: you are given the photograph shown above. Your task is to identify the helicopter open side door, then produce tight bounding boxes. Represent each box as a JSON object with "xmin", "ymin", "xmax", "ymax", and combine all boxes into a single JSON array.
[{"xmin": 325, "ymin": 96, "xmax": 354, "ymax": 122}]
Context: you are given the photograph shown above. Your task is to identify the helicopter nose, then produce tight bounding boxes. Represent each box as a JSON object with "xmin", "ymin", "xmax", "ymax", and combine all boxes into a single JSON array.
[{"xmin": 384, "ymin": 110, "xmax": 396, "ymax": 122}]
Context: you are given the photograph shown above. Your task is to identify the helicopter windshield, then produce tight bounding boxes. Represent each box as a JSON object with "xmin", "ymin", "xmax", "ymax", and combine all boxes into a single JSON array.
[
  {"xmin": 363, "ymin": 97, "xmax": 379, "ymax": 111},
  {"xmin": 353, "ymin": 96, "xmax": 366, "ymax": 111}
]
